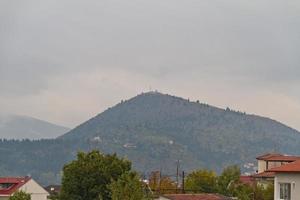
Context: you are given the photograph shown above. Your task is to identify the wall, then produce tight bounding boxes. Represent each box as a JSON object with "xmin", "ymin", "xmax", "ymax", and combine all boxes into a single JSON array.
[
  {"xmin": 19, "ymin": 179, "xmax": 49, "ymax": 200},
  {"xmin": 258, "ymin": 160, "xmax": 267, "ymax": 173},
  {"xmin": 274, "ymin": 173, "xmax": 300, "ymax": 200}
]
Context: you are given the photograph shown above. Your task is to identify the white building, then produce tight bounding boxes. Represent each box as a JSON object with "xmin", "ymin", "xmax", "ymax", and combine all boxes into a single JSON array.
[
  {"xmin": 269, "ymin": 160, "xmax": 300, "ymax": 200},
  {"xmin": 0, "ymin": 177, "xmax": 49, "ymax": 200}
]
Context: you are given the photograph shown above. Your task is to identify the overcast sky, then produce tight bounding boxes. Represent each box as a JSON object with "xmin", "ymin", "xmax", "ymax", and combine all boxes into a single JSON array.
[{"xmin": 1, "ymin": 0, "xmax": 300, "ymax": 130}]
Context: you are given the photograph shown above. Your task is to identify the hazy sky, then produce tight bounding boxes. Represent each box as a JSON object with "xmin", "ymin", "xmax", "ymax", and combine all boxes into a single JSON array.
[{"xmin": 1, "ymin": 0, "xmax": 300, "ymax": 130}]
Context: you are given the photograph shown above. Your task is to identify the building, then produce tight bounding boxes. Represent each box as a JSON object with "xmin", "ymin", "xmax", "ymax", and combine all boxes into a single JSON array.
[
  {"xmin": 256, "ymin": 153, "xmax": 300, "ymax": 173},
  {"xmin": 268, "ymin": 160, "xmax": 300, "ymax": 200},
  {"xmin": 253, "ymin": 153, "xmax": 300, "ymax": 185},
  {"xmin": 156, "ymin": 194, "xmax": 232, "ymax": 200},
  {"xmin": 0, "ymin": 177, "xmax": 49, "ymax": 200}
]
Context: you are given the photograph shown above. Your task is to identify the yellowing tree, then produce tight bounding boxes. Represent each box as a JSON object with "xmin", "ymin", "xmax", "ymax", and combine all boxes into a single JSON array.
[{"xmin": 185, "ymin": 169, "xmax": 217, "ymax": 193}]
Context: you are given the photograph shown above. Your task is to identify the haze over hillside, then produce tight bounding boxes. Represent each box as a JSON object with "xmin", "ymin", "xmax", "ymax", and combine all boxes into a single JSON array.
[
  {"xmin": 0, "ymin": 114, "xmax": 70, "ymax": 139},
  {"xmin": 1, "ymin": 92, "xmax": 300, "ymax": 185}
]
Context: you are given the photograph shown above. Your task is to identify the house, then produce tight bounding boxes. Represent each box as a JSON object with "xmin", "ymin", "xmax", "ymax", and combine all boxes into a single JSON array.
[
  {"xmin": 256, "ymin": 153, "xmax": 300, "ymax": 173},
  {"xmin": 0, "ymin": 177, "xmax": 49, "ymax": 200},
  {"xmin": 268, "ymin": 160, "xmax": 300, "ymax": 200},
  {"xmin": 253, "ymin": 153, "xmax": 300, "ymax": 185},
  {"xmin": 156, "ymin": 194, "xmax": 232, "ymax": 200}
]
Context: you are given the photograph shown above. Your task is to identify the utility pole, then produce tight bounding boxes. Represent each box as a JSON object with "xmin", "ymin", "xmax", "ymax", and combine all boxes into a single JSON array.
[
  {"xmin": 159, "ymin": 170, "xmax": 162, "ymax": 195},
  {"xmin": 182, "ymin": 171, "xmax": 185, "ymax": 194},
  {"xmin": 176, "ymin": 160, "xmax": 180, "ymax": 194}
]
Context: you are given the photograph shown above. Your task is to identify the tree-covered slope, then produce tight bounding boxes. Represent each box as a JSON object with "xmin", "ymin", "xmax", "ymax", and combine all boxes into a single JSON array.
[{"xmin": 61, "ymin": 92, "xmax": 300, "ymax": 173}]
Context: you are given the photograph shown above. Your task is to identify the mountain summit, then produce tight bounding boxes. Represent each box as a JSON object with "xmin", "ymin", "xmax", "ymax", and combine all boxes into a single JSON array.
[{"xmin": 61, "ymin": 92, "xmax": 300, "ymax": 173}]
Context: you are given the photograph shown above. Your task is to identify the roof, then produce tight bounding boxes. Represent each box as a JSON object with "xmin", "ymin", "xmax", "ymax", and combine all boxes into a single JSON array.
[
  {"xmin": 161, "ymin": 194, "xmax": 232, "ymax": 200},
  {"xmin": 252, "ymin": 171, "xmax": 275, "ymax": 178},
  {"xmin": 0, "ymin": 177, "xmax": 31, "ymax": 196},
  {"xmin": 256, "ymin": 153, "xmax": 283, "ymax": 160},
  {"xmin": 239, "ymin": 176, "xmax": 256, "ymax": 185},
  {"xmin": 256, "ymin": 153, "xmax": 300, "ymax": 162},
  {"xmin": 268, "ymin": 160, "xmax": 300, "ymax": 173}
]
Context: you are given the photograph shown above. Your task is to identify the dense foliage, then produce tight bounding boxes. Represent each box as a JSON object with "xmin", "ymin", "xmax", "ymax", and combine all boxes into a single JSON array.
[
  {"xmin": 1, "ymin": 92, "xmax": 300, "ymax": 185},
  {"xmin": 109, "ymin": 172, "xmax": 150, "ymax": 200},
  {"xmin": 185, "ymin": 165, "xmax": 274, "ymax": 200},
  {"xmin": 185, "ymin": 169, "xmax": 217, "ymax": 193},
  {"xmin": 60, "ymin": 151, "xmax": 131, "ymax": 200},
  {"xmin": 9, "ymin": 191, "xmax": 31, "ymax": 200},
  {"xmin": 217, "ymin": 165, "xmax": 241, "ymax": 196}
]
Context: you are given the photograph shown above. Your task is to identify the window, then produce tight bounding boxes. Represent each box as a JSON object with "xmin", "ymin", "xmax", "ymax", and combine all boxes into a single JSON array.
[
  {"xmin": 280, "ymin": 183, "xmax": 291, "ymax": 200},
  {"xmin": 0, "ymin": 183, "xmax": 14, "ymax": 189}
]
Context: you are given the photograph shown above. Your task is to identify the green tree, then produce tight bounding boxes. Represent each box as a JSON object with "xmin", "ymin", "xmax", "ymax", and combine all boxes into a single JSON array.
[
  {"xmin": 185, "ymin": 169, "xmax": 217, "ymax": 193},
  {"xmin": 9, "ymin": 191, "xmax": 31, "ymax": 200},
  {"xmin": 60, "ymin": 150, "xmax": 131, "ymax": 200},
  {"xmin": 231, "ymin": 182, "xmax": 274, "ymax": 200},
  {"xmin": 109, "ymin": 172, "xmax": 149, "ymax": 200},
  {"xmin": 232, "ymin": 184, "xmax": 254, "ymax": 200},
  {"xmin": 254, "ymin": 183, "xmax": 274, "ymax": 200},
  {"xmin": 262, "ymin": 183, "xmax": 274, "ymax": 200},
  {"xmin": 217, "ymin": 165, "xmax": 240, "ymax": 196}
]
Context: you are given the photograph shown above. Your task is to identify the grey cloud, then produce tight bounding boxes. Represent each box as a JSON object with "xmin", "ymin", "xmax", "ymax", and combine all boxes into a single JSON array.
[{"xmin": 1, "ymin": 0, "xmax": 300, "ymax": 127}]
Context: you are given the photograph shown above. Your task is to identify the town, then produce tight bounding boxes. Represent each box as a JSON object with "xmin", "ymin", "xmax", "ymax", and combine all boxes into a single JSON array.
[{"xmin": 1, "ymin": 151, "xmax": 300, "ymax": 199}]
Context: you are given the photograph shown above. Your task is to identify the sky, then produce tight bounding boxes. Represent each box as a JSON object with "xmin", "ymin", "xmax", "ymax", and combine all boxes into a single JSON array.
[{"xmin": 1, "ymin": 0, "xmax": 300, "ymax": 130}]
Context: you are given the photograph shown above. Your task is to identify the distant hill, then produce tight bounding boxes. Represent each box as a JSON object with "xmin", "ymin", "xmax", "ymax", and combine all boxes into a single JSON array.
[
  {"xmin": 1, "ymin": 92, "xmax": 300, "ymax": 185},
  {"xmin": 0, "ymin": 114, "xmax": 70, "ymax": 139}
]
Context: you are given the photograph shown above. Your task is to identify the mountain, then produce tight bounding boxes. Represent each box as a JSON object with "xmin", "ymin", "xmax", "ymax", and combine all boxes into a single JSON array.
[
  {"xmin": 0, "ymin": 114, "xmax": 70, "ymax": 139},
  {"xmin": 1, "ymin": 92, "xmax": 300, "ymax": 185},
  {"xmin": 61, "ymin": 92, "xmax": 300, "ymax": 173}
]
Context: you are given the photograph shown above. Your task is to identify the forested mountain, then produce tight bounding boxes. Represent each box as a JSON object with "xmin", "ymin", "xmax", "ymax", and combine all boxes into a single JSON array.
[
  {"xmin": 0, "ymin": 114, "xmax": 70, "ymax": 139},
  {"xmin": 62, "ymin": 92, "xmax": 300, "ymax": 173},
  {"xmin": 1, "ymin": 92, "xmax": 300, "ymax": 185}
]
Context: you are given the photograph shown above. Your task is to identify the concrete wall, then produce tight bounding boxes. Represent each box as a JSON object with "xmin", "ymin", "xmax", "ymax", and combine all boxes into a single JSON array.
[
  {"xmin": 274, "ymin": 173, "xmax": 300, "ymax": 200},
  {"xmin": 258, "ymin": 160, "xmax": 267, "ymax": 173}
]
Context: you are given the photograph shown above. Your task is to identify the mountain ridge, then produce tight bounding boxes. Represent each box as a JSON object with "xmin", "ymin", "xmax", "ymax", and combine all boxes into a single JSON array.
[
  {"xmin": 60, "ymin": 92, "xmax": 300, "ymax": 174},
  {"xmin": 1, "ymin": 92, "xmax": 300, "ymax": 186},
  {"xmin": 0, "ymin": 114, "xmax": 70, "ymax": 139},
  {"xmin": 62, "ymin": 91, "xmax": 299, "ymax": 140}
]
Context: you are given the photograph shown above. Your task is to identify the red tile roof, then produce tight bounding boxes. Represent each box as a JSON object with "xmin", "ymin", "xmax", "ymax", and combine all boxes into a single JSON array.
[
  {"xmin": 256, "ymin": 153, "xmax": 300, "ymax": 162},
  {"xmin": 239, "ymin": 176, "xmax": 256, "ymax": 185},
  {"xmin": 268, "ymin": 160, "xmax": 300, "ymax": 173},
  {"xmin": 256, "ymin": 153, "xmax": 283, "ymax": 160},
  {"xmin": 265, "ymin": 155, "xmax": 300, "ymax": 162},
  {"xmin": 252, "ymin": 171, "xmax": 275, "ymax": 178},
  {"xmin": 162, "ymin": 194, "xmax": 232, "ymax": 200},
  {"xmin": 0, "ymin": 177, "xmax": 31, "ymax": 196}
]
